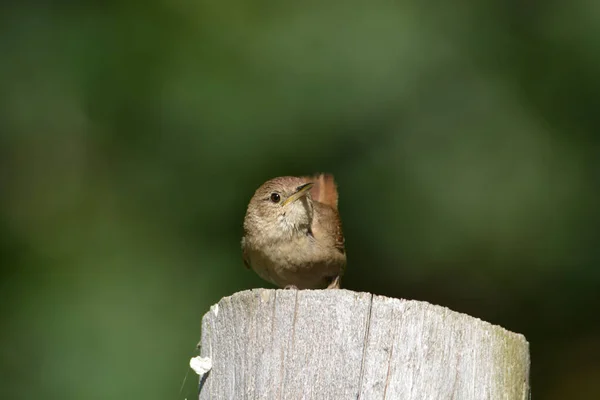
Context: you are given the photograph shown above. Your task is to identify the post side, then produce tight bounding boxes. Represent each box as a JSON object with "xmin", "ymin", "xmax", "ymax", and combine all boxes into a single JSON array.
[{"xmin": 198, "ymin": 289, "xmax": 530, "ymax": 400}]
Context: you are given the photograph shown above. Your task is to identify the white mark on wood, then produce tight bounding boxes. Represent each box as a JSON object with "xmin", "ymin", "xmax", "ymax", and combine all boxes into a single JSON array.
[{"xmin": 190, "ymin": 356, "xmax": 212, "ymax": 376}]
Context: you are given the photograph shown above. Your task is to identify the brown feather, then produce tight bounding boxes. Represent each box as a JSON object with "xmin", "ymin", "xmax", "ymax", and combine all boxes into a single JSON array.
[
  {"xmin": 301, "ymin": 173, "xmax": 339, "ymax": 210},
  {"xmin": 241, "ymin": 236, "xmax": 251, "ymax": 269}
]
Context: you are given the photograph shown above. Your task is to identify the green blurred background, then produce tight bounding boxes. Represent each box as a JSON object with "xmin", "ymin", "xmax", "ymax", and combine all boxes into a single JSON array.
[{"xmin": 1, "ymin": 1, "xmax": 599, "ymax": 399}]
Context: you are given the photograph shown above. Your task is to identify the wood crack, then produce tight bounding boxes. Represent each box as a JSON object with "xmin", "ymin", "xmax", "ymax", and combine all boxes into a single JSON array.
[
  {"xmin": 383, "ymin": 307, "xmax": 398, "ymax": 399},
  {"xmin": 356, "ymin": 293, "xmax": 374, "ymax": 399}
]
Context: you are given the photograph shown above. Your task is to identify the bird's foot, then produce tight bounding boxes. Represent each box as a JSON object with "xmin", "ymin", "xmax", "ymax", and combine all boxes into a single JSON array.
[
  {"xmin": 326, "ymin": 275, "xmax": 341, "ymax": 289},
  {"xmin": 284, "ymin": 284, "xmax": 299, "ymax": 290}
]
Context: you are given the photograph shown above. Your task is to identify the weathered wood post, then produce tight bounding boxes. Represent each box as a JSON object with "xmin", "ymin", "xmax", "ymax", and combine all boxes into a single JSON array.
[{"xmin": 197, "ymin": 289, "xmax": 530, "ymax": 399}]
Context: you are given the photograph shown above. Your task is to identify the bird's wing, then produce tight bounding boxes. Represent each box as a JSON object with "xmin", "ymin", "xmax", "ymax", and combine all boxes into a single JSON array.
[
  {"xmin": 312, "ymin": 202, "xmax": 347, "ymax": 281},
  {"xmin": 332, "ymin": 211, "xmax": 346, "ymax": 255},
  {"xmin": 241, "ymin": 237, "xmax": 251, "ymax": 269},
  {"xmin": 313, "ymin": 202, "xmax": 345, "ymax": 255}
]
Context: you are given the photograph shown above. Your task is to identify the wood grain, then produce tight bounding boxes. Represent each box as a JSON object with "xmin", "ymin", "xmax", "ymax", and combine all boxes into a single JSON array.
[{"xmin": 198, "ymin": 289, "xmax": 530, "ymax": 400}]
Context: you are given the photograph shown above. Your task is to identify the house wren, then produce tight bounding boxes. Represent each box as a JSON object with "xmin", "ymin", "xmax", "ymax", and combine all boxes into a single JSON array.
[{"xmin": 241, "ymin": 174, "xmax": 346, "ymax": 289}]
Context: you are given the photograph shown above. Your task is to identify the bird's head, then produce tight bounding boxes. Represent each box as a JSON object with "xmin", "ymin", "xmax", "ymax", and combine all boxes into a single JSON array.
[{"xmin": 244, "ymin": 177, "xmax": 314, "ymax": 241}]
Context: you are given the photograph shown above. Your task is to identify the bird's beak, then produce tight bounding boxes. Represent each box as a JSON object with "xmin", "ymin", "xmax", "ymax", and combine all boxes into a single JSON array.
[{"xmin": 281, "ymin": 182, "xmax": 314, "ymax": 206}]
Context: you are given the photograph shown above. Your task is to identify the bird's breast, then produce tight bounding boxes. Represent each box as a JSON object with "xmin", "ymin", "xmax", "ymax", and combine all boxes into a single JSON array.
[{"xmin": 246, "ymin": 233, "xmax": 343, "ymax": 289}]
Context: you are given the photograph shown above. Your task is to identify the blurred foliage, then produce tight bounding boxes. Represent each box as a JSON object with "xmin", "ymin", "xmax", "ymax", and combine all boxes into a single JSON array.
[{"xmin": 1, "ymin": 1, "xmax": 599, "ymax": 399}]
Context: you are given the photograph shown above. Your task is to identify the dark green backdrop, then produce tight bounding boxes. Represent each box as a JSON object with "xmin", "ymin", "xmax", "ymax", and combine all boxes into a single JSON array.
[{"xmin": 1, "ymin": 1, "xmax": 599, "ymax": 399}]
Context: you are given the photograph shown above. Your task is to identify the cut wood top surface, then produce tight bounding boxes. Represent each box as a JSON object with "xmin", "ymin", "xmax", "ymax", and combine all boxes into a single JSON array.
[{"xmin": 199, "ymin": 289, "xmax": 530, "ymax": 400}]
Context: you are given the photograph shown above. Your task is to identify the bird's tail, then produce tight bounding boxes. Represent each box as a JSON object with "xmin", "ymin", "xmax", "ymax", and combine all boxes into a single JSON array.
[{"xmin": 303, "ymin": 173, "xmax": 339, "ymax": 209}]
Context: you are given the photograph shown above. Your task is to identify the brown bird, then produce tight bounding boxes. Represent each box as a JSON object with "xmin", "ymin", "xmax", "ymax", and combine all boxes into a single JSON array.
[{"xmin": 241, "ymin": 174, "xmax": 346, "ymax": 289}]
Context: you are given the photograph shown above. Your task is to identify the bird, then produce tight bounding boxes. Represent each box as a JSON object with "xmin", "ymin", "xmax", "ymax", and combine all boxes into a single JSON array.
[{"xmin": 241, "ymin": 174, "xmax": 346, "ymax": 289}]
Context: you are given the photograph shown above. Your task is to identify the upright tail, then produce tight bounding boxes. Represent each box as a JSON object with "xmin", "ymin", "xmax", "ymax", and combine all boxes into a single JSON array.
[{"xmin": 303, "ymin": 173, "xmax": 339, "ymax": 209}]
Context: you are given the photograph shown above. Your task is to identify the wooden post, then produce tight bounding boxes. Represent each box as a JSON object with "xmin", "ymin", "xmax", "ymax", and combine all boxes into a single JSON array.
[{"xmin": 198, "ymin": 289, "xmax": 530, "ymax": 399}]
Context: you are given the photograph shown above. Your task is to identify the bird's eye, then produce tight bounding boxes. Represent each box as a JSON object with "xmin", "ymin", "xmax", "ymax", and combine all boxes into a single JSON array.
[{"xmin": 270, "ymin": 193, "xmax": 281, "ymax": 203}]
